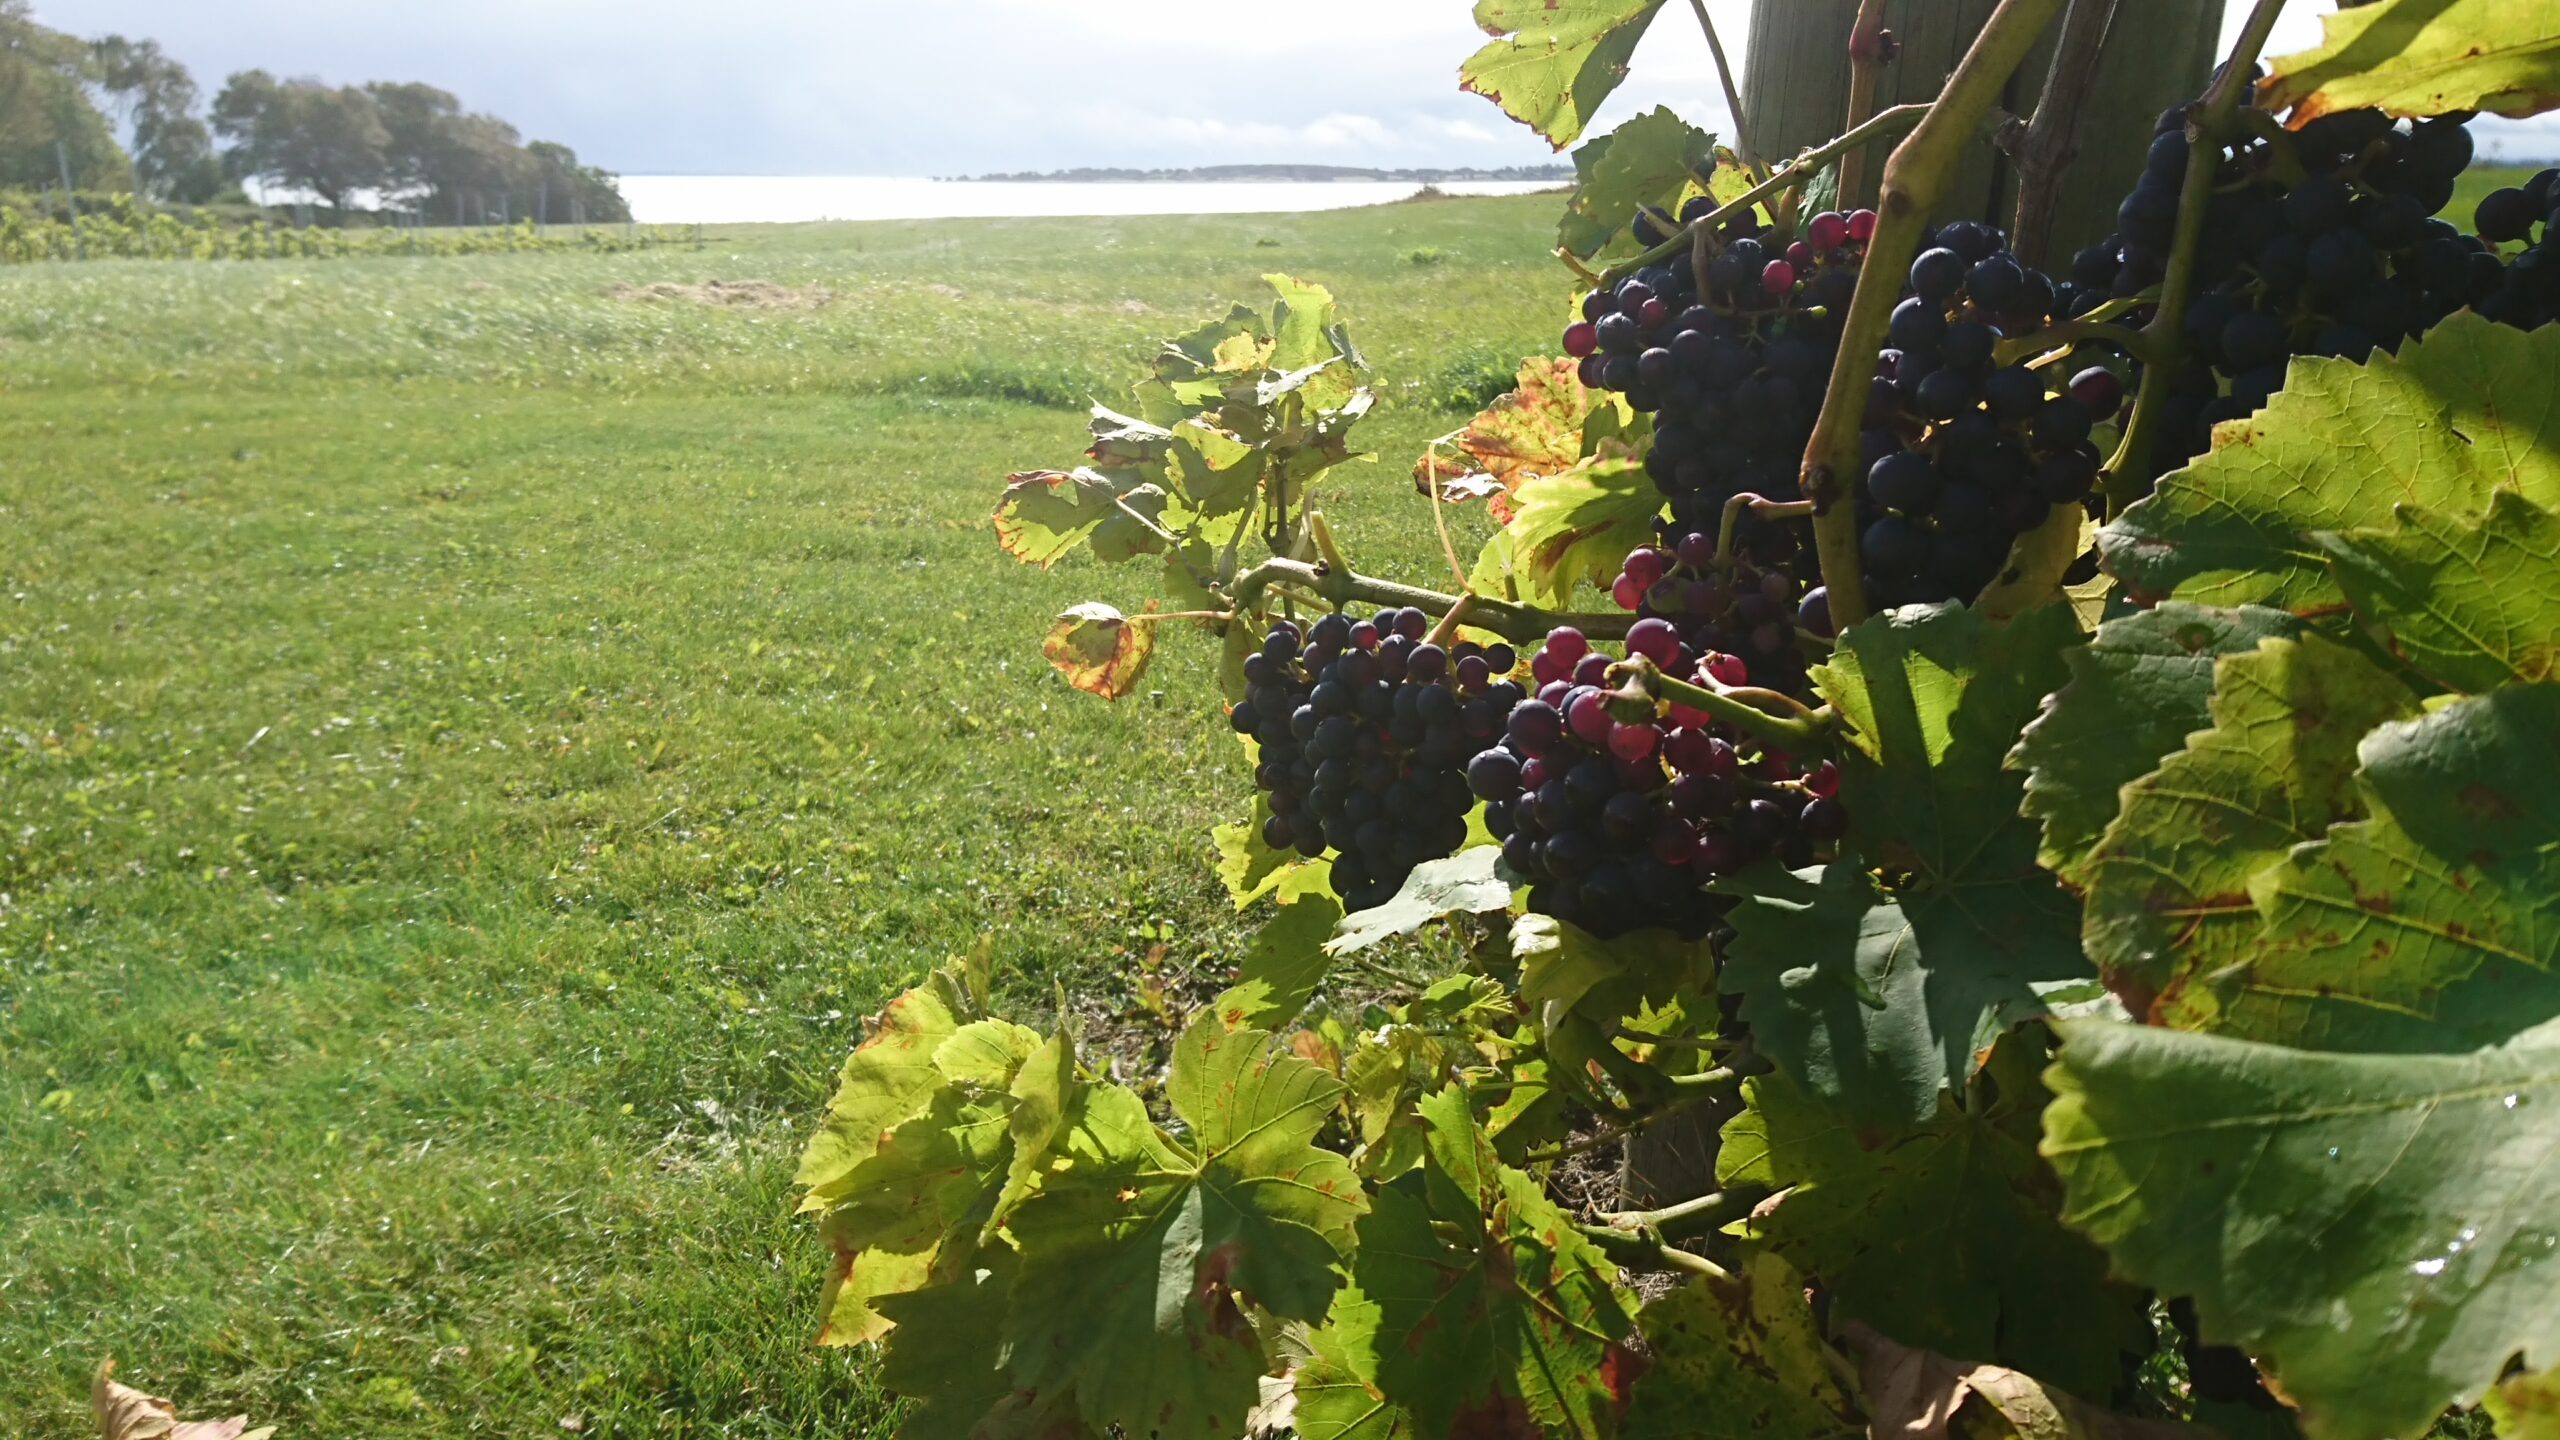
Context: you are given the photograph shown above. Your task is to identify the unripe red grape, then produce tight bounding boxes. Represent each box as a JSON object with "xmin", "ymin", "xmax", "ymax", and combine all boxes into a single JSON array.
[
  {"xmin": 1761, "ymin": 259, "xmax": 1797, "ymax": 295},
  {"xmin": 1847, "ymin": 208, "xmax": 1878, "ymax": 242},
  {"xmin": 1626, "ymin": 616, "xmax": 1681, "ymax": 666},
  {"xmin": 1808, "ymin": 210, "xmax": 1849, "ymax": 251},
  {"xmin": 1563, "ymin": 322, "xmax": 1598, "ymax": 358},
  {"xmin": 1609, "ymin": 721, "xmax": 1660, "ymax": 762}
]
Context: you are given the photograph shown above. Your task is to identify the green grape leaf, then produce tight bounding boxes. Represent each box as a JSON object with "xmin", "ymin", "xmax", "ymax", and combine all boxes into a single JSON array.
[
  {"xmin": 2170, "ymin": 684, "xmax": 2560, "ymax": 1052},
  {"xmin": 2042, "ymin": 1015, "xmax": 2560, "ymax": 1440},
  {"xmin": 1717, "ymin": 862, "xmax": 2078, "ymax": 1129},
  {"xmin": 2082, "ymin": 634, "xmax": 2418, "ymax": 1013},
  {"xmin": 2013, "ymin": 602, "xmax": 2306, "ymax": 880},
  {"xmin": 1500, "ymin": 457, "xmax": 1664, "ymax": 608},
  {"xmin": 797, "ymin": 983, "xmax": 964, "ymax": 1210},
  {"xmin": 2317, "ymin": 490, "xmax": 2560, "ymax": 694},
  {"xmin": 1005, "ymin": 1018, "xmax": 1364, "ymax": 1439},
  {"xmin": 1557, "ymin": 107, "xmax": 1716, "ymax": 262},
  {"xmin": 1044, "ymin": 602, "xmax": 1157, "ymax": 700},
  {"xmin": 1291, "ymin": 1285, "xmax": 1413, "ymax": 1440},
  {"xmin": 2101, "ymin": 314, "xmax": 2560, "ymax": 612},
  {"xmin": 994, "ymin": 469, "xmax": 1118, "ymax": 568},
  {"xmin": 1719, "ymin": 1043, "xmax": 2149, "ymax": 1401},
  {"xmin": 1164, "ymin": 418, "xmax": 1265, "ymax": 529},
  {"xmin": 1818, "ymin": 601, "xmax": 2082, "ymax": 886},
  {"xmin": 1622, "ymin": 1254, "xmax": 1860, "ymax": 1440},
  {"xmin": 1266, "ymin": 272, "xmax": 1361, "ymax": 413},
  {"xmin": 814, "ymin": 1232, "xmax": 933, "ymax": 1349},
  {"xmin": 1212, "ymin": 891, "xmax": 1349, "ymax": 1031},
  {"xmin": 1325, "ymin": 845, "xmax": 1512, "ymax": 955},
  {"xmin": 1353, "ymin": 1087, "xmax": 1636, "ymax": 1439},
  {"xmin": 2260, "ymin": 0, "xmax": 2560, "ymax": 124},
  {"xmin": 1460, "ymin": 0, "xmax": 1673, "ymax": 148},
  {"xmin": 1726, "ymin": 602, "xmax": 2090, "ymax": 1124}
]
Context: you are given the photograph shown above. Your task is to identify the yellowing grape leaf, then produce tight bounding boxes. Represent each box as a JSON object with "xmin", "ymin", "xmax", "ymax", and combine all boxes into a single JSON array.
[
  {"xmin": 2043, "ymin": 1014, "xmax": 2560, "ymax": 1440},
  {"xmin": 2102, "ymin": 315, "xmax": 2560, "ymax": 613},
  {"xmin": 994, "ymin": 469, "xmax": 1119, "ymax": 568},
  {"xmin": 1557, "ymin": 107, "xmax": 1717, "ymax": 262},
  {"xmin": 1622, "ymin": 1255, "xmax": 1860, "ymax": 1440},
  {"xmin": 2013, "ymin": 603, "xmax": 2306, "ymax": 880},
  {"xmin": 1415, "ymin": 357, "xmax": 1609, "ymax": 522},
  {"xmin": 1843, "ymin": 1326, "xmax": 2213, "ymax": 1440},
  {"xmin": 2317, "ymin": 490, "xmax": 2560, "ymax": 694},
  {"xmin": 2080, "ymin": 634, "xmax": 2417, "ymax": 1015},
  {"xmin": 1043, "ymin": 601, "xmax": 1156, "ymax": 700},
  {"xmin": 1460, "ymin": 0, "xmax": 1673, "ymax": 148},
  {"xmin": 2261, "ymin": 0, "xmax": 2560, "ymax": 123},
  {"xmin": 797, "ymin": 982, "xmax": 965, "ymax": 1211},
  {"xmin": 2168, "ymin": 683, "xmax": 2560, "ymax": 1053},
  {"xmin": 93, "ymin": 1361, "xmax": 275, "ymax": 1440}
]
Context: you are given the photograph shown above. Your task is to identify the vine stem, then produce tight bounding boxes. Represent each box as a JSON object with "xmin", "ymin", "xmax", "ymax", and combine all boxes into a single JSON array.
[
  {"xmin": 1836, "ymin": 0, "xmax": 1894, "ymax": 205},
  {"xmin": 2007, "ymin": 0, "xmax": 2122, "ymax": 268},
  {"xmin": 1227, "ymin": 556, "xmax": 1632, "ymax": 643},
  {"xmin": 1596, "ymin": 1188, "xmax": 1750, "ymax": 1241},
  {"xmin": 1800, "ymin": 0, "xmax": 2069, "ymax": 634},
  {"xmin": 2101, "ymin": 0, "xmax": 2290, "ymax": 512},
  {"xmin": 1683, "ymin": 0, "xmax": 1762, "ymax": 180},
  {"xmin": 1607, "ymin": 654, "xmax": 1834, "ymax": 754},
  {"xmin": 1577, "ymin": 1223, "xmax": 1734, "ymax": 1282},
  {"xmin": 1993, "ymin": 316, "xmax": 2155, "ymax": 367},
  {"xmin": 1717, "ymin": 493, "xmax": 1816, "ymax": 568},
  {"xmin": 1600, "ymin": 103, "xmax": 1930, "ymax": 286}
]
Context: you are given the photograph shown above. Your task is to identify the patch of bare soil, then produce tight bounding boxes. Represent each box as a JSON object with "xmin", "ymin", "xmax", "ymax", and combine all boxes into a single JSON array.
[{"xmin": 605, "ymin": 278, "xmax": 834, "ymax": 309}]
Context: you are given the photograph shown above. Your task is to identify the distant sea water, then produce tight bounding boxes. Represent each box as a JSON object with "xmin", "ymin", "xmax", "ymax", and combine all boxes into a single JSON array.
[{"xmin": 617, "ymin": 176, "xmax": 1562, "ymax": 226}]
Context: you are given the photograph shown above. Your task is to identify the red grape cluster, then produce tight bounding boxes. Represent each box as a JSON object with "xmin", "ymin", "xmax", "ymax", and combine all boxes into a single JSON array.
[{"xmin": 1468, "ymin": 625, "xmax": 1846, "ymax": 941}]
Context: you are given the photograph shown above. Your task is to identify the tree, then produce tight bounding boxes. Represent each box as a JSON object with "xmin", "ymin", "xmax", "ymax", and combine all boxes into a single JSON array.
[
  {"xmin": 525, "ymin": 140, "xmax": 629, "ymax": 223},
  {"xmin": 210, "ymin": 70, "xmax": 387, "ymax": 211},
  {"xmin": 91, "ymin": 35, "xmax": 217, "ymax": 202},
  {"xmin": 361, "ymin": 79, "xmax": 457, "ymax": 206},
  {"xmin": 0, "ymin": 0, "xmax": 130, "ymax": 192}
]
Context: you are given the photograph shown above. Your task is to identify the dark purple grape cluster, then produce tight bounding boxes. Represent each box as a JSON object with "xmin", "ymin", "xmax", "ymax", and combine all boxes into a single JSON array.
[
  {"xmin": 2472, "ymin": 166, "xmax": 2560, "ymax": 329},
  {"xmin": 1564, "ymin": 207, "xmax": 1879, "ymax": 546},
  {"xmin": 1855, "ymin": 220, "xmax": 2106, "ymax": 606},
  {"xmin": 2080, "ymin": 104, "xmax": 2487, "ymax": 469},
  {"xmin": 1468, "ymin": 625, "xmax": 1847, "ymax": 941},
  {"xmin": 1598, "ymin": 537, "xmax": 1820, "ymax": 697},
  {"xmin": 1228, "ymin": 610, "xmax": 1524, "ymax": 914}
]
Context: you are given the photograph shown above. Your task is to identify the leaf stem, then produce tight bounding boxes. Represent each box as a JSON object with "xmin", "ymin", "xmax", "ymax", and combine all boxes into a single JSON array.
[
  {"xmin": 1799, "ymin": 0, "xmax": 2069, "ymax": 634},
  {"xmin": 1607, "ymin": 653, "xmax": 1834, "ymax": 753},
  {"xmin": 1599, "ymin": 103, "xmax": 1931, "ymax": 286},
  {"xmin": 2101, "ymin": 0, "xmax": 2290, "ymax": 512},
  {"xmin": 1227, "ymin": 557, "xmax": 1632, "ymax": 643},
  {"xmin": 1683, "ymin": 0, "xmax": 1762, "ymax": 180}
]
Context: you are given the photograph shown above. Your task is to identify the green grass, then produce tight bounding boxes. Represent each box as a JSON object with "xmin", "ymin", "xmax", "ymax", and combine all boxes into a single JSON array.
[
  {"xmin": 2, "ymin": 169, "xmax": 2542, "ymax": 1438},
  {"xmin": 0, "ymin": 194, "xmax": 1555, "ymax": 1438}
]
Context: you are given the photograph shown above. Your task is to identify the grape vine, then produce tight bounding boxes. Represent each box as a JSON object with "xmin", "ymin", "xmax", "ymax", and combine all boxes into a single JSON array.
[{"xmin": 798, "ymin": 1, "xmax": 2560, "ymax": 1437}]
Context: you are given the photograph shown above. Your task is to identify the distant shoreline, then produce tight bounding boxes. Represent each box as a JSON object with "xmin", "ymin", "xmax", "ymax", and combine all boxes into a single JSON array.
[{"xmin": 948, "ymin": 163, "xmax": 1575, "ymax": 184}]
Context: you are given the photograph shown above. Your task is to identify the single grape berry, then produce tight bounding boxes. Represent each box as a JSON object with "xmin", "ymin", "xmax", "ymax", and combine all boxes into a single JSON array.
[
  {"xmin": 1563, "ymin": 322, "xmax": 1597, "ymax": 358},
  {"xmin": 1847, "ymin": 208, "xmax": 1878, "ymax": 243},
  {"xmin": 1910, "ymin": 246, "xmax": 1966, "ymax": 301},
  {"xmin": 2068, "ymin": 366, "xmax": 2124, "ymax": 416},
  {"xmin": 1761, "ymin": 259, "xmax": 1798, "ymax": 296}
]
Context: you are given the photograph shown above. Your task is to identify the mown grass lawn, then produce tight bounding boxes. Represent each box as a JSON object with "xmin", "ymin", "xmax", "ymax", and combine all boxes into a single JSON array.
[
  {"xmin": 0, "ymin": 193, "xmax": 1556, "ymax": 1438},
  {"xmin": 1, "ymin": 165, "xmax": 2538, "ymax": 1438}
]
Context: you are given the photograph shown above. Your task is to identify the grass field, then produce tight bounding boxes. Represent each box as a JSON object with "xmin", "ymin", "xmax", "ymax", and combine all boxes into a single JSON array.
[
  {"xmin": 1, "ymin": 167, "xmax": 2538, "ymax": 1438},
  {"xmin": 0, "ymin": 192, "xmax": 1556, "ymax": 1438}
]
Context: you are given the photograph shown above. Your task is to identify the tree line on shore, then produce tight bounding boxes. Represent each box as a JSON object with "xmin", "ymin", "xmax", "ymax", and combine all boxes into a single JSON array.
[{"xmin": 0, "ymin": 0, "xmax": 627, "ymax": 224}]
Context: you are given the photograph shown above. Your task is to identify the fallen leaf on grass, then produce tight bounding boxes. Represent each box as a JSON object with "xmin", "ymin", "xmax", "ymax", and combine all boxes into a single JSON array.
[{"xmin": 94, "ymin": 1359, "xmax": 277, "ymax": 1440}]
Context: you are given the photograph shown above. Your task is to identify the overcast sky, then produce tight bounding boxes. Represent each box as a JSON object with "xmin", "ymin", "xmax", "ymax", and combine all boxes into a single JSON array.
[{"xmin": 34, "ymin": 2, "xmax": 2560, "ymax": 176}]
